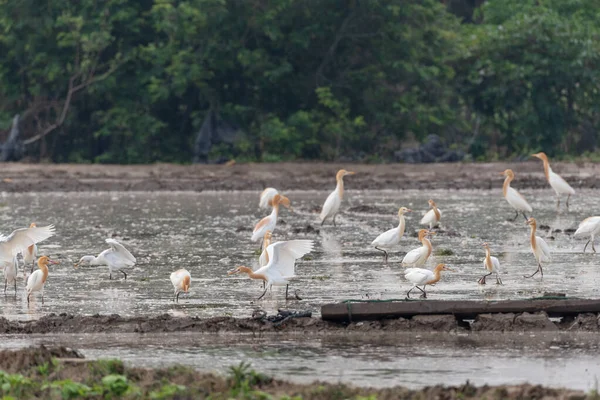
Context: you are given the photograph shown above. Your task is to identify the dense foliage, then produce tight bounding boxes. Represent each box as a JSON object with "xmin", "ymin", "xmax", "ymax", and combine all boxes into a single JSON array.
[{"xmin": 0, "ymin": 0, "xmax": 599, "ymax": 163}]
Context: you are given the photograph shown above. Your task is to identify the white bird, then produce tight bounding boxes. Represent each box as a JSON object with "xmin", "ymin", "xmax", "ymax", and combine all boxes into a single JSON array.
[
  {"xmin": 3, "ymin": 255, "xmax": 18, "ymax": 296},
  {"xmin": 22, "ymin": 222, "xmax": 39, "ymax": 274},
  {"xmin": 259, "ymin": 230, "xmax": 273, "ymax": 267},
  {"xmin": 251, "ymin": 194, "xmax": 291, "ymax": 242},
  {"xmin": 371, "ymin": 207, "xmax": 412, "ymax": 263},
  {"xmin": 401, "ymin": 229, "xmax": 435, "ymax": 268},
  {"xmin": 75, "ymin": 239, "xmax": 136, "ymax": 280},
  {"xmin": 480, "ymin": 242, "xmax": 502, "ymax": 285},
  {"xmin": 525, "ymin": 217, "xmax": 551, "ymax": 278},
  {"xmin": 0, "ymin": 224, "xmax": 55, "ymax": 264},
  {"xmin": 259, "ymin": 188, "xmax": 279, "ymax": 209},
  {"xmin": 170, "ymin": 268, "xmax": 191, "ymax": 302},
  {"xmin": 320, "ymin": 169, "xmax": 355, "ymax": 226},
  {"xmin": 501, "ymin": 169, "xmax": 532, "ymax": 221},
  {"xmin": 532, "ymin": 152, "xmax": 575, "ymax": 210},
  {"xmin": 420, "ymin": 199, "xmax": 442, "ymax": 229},
  {"xmin": 404, "ymin": 263, "xmax": 454, "ymax": 298},
  {"xmin": 574, "ymin": 216, "xmax": 600, "ymax": 253},
  {"xmin": 228, "ymin": 240, "xmax": 314, "ymax": 300},
  {"xmin": 26, "ymin": 255, "xmax": 59, "ymax": 304}
]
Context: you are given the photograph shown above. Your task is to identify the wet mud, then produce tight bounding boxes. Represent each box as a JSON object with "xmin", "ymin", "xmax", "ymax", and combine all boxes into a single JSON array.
[
  {"xmin": 0, "ymin": 161, "xmax": 599, "ymax": 192},
  {"xmin": 0, "ymin": 346, "xmax": 589, "ymax": 400},
  {"xmin": 1, "ymin": 311, "xmax": 599, "ymax": 334}
]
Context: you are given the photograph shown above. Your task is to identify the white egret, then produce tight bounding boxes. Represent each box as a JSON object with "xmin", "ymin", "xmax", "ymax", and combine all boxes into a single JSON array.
[
  {"xmin": 501, "ymin": 169, "xmax": 532, "ymax": 221},
  {"xmin": 26, "ymin": 256, "xmax": 59, "ymax": 304},
  {"xmin": 574, "ymin": 216, "xmax": 600, "ymax": 253},
  {"xmin": 525, "ymin": 217, "xmax": 551, "ymax": 278},
  {"xmin": 75, "ymin": 239, "xmax": 136, "ymax": 280},
  {"xmin": 320, "ymin": 169, "xmax": 355, "ymax": 226},
  {"xmin": 0, "ymin": 224, "xmax": 55, "ymax": 264},
  {"xmin": 404, "ymin": 263, "xmax": 454, "ymax": 299},
  {"xmin": 251, "ymin": 194, "xmax": 291, "ymax": 242},
  {"xmin": 3, "ymin": 255, "xmax": 18, "ymax": 296},
  {"xmin": 228, "ymin": 240, "xmax": 313, "ymax": 300},
  {"xmin": 532, "ymin": 152, "xmax": 575, "ymax": 210},
  {"xmin": 401, "ymin": 229, "xmax": 435, "ymax": 268},
  {"xmin": 22, "ymin": 223, "xmax": 39, "ymax": 273},
  {"xmin": 259, "ymin": 188, "xmax": 279, "ymax": 209},
  {"xmin": 170, "ymin": 269, "xmax": 191, "ymax": 302},
  {"xmin": 371, "ymin": 207, "xmax": 412, "ymax": 263},
  {"xmin": 480, "ymin": 242, "xmax": 502, "ymax": 285},
  {"xmin": 420, "ymin": 199, "xmax": 441, "ymax": 229}
]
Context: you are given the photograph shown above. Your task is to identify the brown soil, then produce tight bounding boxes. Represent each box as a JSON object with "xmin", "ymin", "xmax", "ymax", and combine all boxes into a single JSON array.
[
  {"xmin": 0, "ymin": 312, "xmax": 597, "ymax": 334},
  {"xmin": 0, "ymin": 346, "xmax": 589, "ymax": 400},
  {"xmin": 0, "ymin": 161, "xmax": 598, "ymax": 192}
]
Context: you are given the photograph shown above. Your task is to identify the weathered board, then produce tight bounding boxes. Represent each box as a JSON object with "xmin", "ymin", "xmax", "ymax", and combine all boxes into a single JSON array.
[{"xmin": 321, "ymin": 298, "xmax": 600, "ymax": 322}]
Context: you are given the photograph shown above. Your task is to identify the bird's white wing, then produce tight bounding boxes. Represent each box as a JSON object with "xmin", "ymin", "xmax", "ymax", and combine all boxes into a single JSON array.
[
  {"xmin": 549, "ymin": 171, "xmax": 575, "ymax": 195},
  {"xmin": 26, "ymin": 269, "xmax": 43, "ymax": 291},
  {"xmin": 506, "ymin": 187, "xmax": 533, "ymax": 212},
  {"xmin": 320, "ymin": 190, "xmax": 339, "ymax": 221},
  {"xmin": 536, "ymin": 236, "xmax": 552, "ymax": 261},
  {"xmin": 575, "ymin": 217, "xmax": 600, "ymax": 237},
  {"xmin": 491, "ymin": 256, "xmax": 500, "ymax": 272},
  {"xmin": 259, "ymin": 188, "xmax": 278, "ymax": 208},
  {"xmin": 105, "ymin": 239, "xmax": 136, "ymax": 264},
  {"xmin": 0, "ymin": 225, "xmax": 55, "ymax": 262},
  {"xmin": 402, "ymin": 247, "xmax": 426, "ymax": 266},
  {"xmin": 404, "ymin": 268, "xmax": 432, "ymax": 285},
  {"xmin": 266, "ymin": 240, "xmax": 313, "ymax": 278},
  {"xmin": 371, "ymin": 228, "xmax": 399, "ymax": 247},
  {"xmin": 420, "ymin": 209, "xmax": 436, "ymax": 225},
  {"xmin": 170, "ymin": 269, "xmax": 189, "ymax": 287}
]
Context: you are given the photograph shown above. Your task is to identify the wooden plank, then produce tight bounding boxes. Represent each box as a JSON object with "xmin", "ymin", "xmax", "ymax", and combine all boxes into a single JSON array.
[{"xmin": 321, "ymin": 299, "xmax": 600, "ymax": 322}]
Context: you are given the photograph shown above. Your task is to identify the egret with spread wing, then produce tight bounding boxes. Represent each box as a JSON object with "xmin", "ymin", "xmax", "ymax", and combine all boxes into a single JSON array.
[
  {"xmin": 22, "ymin": 223, "xmax": 39, "ymax": 274},
  {"xmin": 75, "ymin": 239, "xmax": 136, "ymax": 280},
  {"xmin": 0, "ymin": 224, "xmax": 55, "ymax": 264},
  {"xmin": 228, "ymin": 240, "xmax": 313, "ymax": 300}
]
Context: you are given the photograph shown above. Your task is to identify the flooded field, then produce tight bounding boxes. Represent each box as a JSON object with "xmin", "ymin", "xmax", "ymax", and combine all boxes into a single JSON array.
[{"xmin": 1, "ymin": 188, "xmax": 600, "ymax": 390}]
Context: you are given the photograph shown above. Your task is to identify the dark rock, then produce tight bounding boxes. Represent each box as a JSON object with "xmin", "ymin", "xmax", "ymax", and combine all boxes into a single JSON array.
[
  {"xmin": 513, "ymin": 312, "xmax": 558, "ymax": 331},
  {"xmin": 471, "ymin": 313, "xmax": 516, "ymax": 331},
  {"xmin": 409, "ymin": 314, "xmax": 460, "ymax": 331},
  {"xmin": 565, "ymin": 313, "xmax": 600, "ymax": 331}
]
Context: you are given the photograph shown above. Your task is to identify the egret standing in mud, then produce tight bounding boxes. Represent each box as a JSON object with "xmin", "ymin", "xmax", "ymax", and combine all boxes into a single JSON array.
[
  {"xmin": 404, "ymin": 263, "xmax": 454, "ymax": 299},
  {"xmin": 259, "ymin": 188, "xmax": 279, "ymax": 209},
  {"xmin": 574, "ymin": 216, "xmax": 600, "ymax": 253},
  {"xmin": 228, "ymin": 240, "xmax": 314, "ymax": 300},
  {"xmin": 170, "ymin": 269, "xmax": 191, "ymax": 302},
  {"xmin": 480, "ymin": 243, "xmax": 502, "ymax": 285},
  {"xmin": 26, "ymin": 256, "xmax": 59, "ymax": 304},
  {"xmin": 22, "ymin": 223, "xmax": 39, "ymax": 274},
  {"xmin": 420, "ymin": 199, "xmax": 441, "ymax": 229},
  {"xmin": 75, "ymin": 239, "xmax": 136, "ymax": 280},
  {"xmin": 0, "ymin": 224, "xmax": 55, "ymax": 265},
  {"xmin": 532, "ymin": 152, "xmax": 575, "ymax": 210},
  {"xmin": 3, "ymin": 255, "xmax": 18, "ymax": 296},
  {"xmin": 251, "ymin": 194, "xmax": 291, "ymax": 242},
  {"xmin": 501, "ymin": 169, "xmax": 532, "ymax": 221},
  {"xmin": 371, "ymin": 207, "xmax": 412, "ymax": 263},
  {"xmin": 320, "ymin": 169, "xmax": 355, "ymax": 226},
  {"xmin": 401, "ymin": 229, "xmax": 434, "ymax": 268},
  {"xmin": 525, "ymin": 217, "xmax": 551, "ymax": 279}
]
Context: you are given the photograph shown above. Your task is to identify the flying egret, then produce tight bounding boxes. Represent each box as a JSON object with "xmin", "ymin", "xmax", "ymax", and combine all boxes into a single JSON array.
[
  {"xmin": 26, "ymin": 255, "xmax": 59, "ymax": 304},
  {"xmin": 574, "ymin": 216, "xmax": 600, "ymax": 253},
  {"xmin": 320, "ymin": 169, "xmax": 355, "ymax": 226},
  {"xmin": 228, "ymin": 239, "xmax": 313, "ymax": 300},
  {"xmin": 259, "ymin": 231, "xmax": 273, "ymax": 267},
  {"xmin": 3, "ymin": 255, "xmax": 18, "ymax": 296},
  {"xmin": 501, "ymin": 169, "xmax": 532, "ymax": 221},
  {"xmin": 404, "ymin": 263, "xmax": 454, "ymax": 299},
  {"xmin": 480, "ymin": 243, "xmax": 502, "ymax": 285},
  {"xmin": 401, "ymin": 229, "xmax": 435, "ymax": 268},
  {"xmin": 75, "ymin": 239, "xmax": 136, "ymax": 280},
  {"xmin": 22, "ymin": 223, "xmax": 38, "ymax": 274},
  {"xmin": 525, "ymin": 217, "xmax": 551, "ymax": 279},
  {"xmin": 420, "ymin": 199, "xmax": 441, "ymax": 229},
  {"xmin": 259, "ymin": 188, "xmax": 279, "ymax": 209},
  {"xmin": 0, "ymin": 224, "xmax": 55, "ymax": 265},
  {"xmin": 371, "ymin": 207, "xmax": 412, "ymax": 263},
  {"xmin": 251, "ymin": 194, "xmax": 291, "ymax": 242},
  {"xmin": 532, "ymin": 152, "xmax": 575, "ymax": 210},
  {"xmin": 170, "ymin": 268, "xmax": 191, "ymax": 302}
]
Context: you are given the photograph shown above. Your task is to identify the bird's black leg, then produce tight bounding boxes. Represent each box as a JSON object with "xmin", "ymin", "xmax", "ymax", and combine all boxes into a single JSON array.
[
  {"xmin": 583, "ymin": 240, "xmax": 591, "ymax": 253},
  {"xmin": 333, "ymin": 213, "xmax": 338, "ymax": 227},
  {"xmin": 593, "ymin": 240, "xmax": 597, "ymax": 253},
  {"xmin": 41, "ymin": 290, "xmax": 44, "ymax": 305},
  {"xmin": 27, "ymin": 293, "xmax": 30, "ymax": 305},
  {"xmin": 14, "ymin": 281, "xmax": 17, "ymax": 296},
  {"xmin": 509, "ymin": 210, "xmax": 519, "ymax": 222},
  {"xmin": 566, "ymin": 194, "xmax": 571, "ymax": 210},
  {"xmin": 119, "ymin": 270, "xmax": 127, "ymax": 280},
  {"xmin": 556, "ymin": 196, "xmax": 560, "ymax": 210},
  {"xmin": 496, "ymin": 274, "xmax": 503, "ymax": 285},
  {"xmin": 406, "ymin": 287, "xmax": 415, "ymax": 299},
  {"xmin": 523, "ymin": 265, "xmax": 541, "ymax": 279},
  {"xmin": 4, "ymin": 279, "xmax": 6, "ymax": 294},
  {"xmin": 257, "ymin": 286, "xmax": 269, "ymax": 301},
  {"xmin": 285, "ymin": 284, "xmax": 289, "ymax": 300},
  {"xmin": 375, "ymin": 247, "xmax": 388, "ymax": 263},
  {"xmin": 418, "ymin": 285, "xmax": 427, "ymax": 298},
  {"xmin": 109, "ymin": 273, "xmax": 112, "ymax": 280},
  {"xmin": 176, "ymin": 292, "xmax": 180, "ymax": 303},
  {"xmin": 522, "ymin": 212, "xmax": 528, "ymax": 222},
  {"xmin": 320, "ymin": 219, "xmax": 325, "ymax": 226},
  {"xmin": 478, "ymin": 272, "xmax": 492, "ymax": 285}
]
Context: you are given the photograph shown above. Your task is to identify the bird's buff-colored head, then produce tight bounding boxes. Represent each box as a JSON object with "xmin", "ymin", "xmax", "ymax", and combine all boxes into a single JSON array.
[
  {"xmin": 526, "ymin": 217, "xmax": 537, "ymax": 227},
  {"xmin": 501, "ymin": 169, "xmax": 514, "ymax": 178},
  {"xmin": 398, "ymin": 207, "xmax": 412, "ymax": 215},
  {"xmin": 228, "ymin": 266, "xmax": 251, "ymax": 276},
  {"xmin": 182, "ymin": 275, "xmax": 191, "ymax": 293},
  {"xmin": 435, "ymin": 263, "xmax": 455, "ymax": 272},
  {"xmin": 29, "ymin": 222, "xmax": 36, "ymax": 228},
  {"xmin": 531, "ymin": 152, "xmax": 548, "ymax": 161},
  {"xmin": 38, "ymin": 256, "xmax": 59, "ymax": 267},
  {"xmin": 336, "ymin": 169, "xmax": 355, "ymax": 180}
]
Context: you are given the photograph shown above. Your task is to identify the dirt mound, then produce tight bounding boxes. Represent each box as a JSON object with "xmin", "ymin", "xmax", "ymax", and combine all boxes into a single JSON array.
[{"xmin": 0, "ymin": 345, "xmax": 83, "ymax": 374}]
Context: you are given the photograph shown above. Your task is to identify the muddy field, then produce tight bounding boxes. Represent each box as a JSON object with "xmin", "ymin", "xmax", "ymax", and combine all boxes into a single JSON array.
[
  {"xmin": 0, "ymin": 161, "xmax": 599, "ymax": 191},
  {"xmin": 0, "ymin": 346, "xmax": 590, "ymax": 399}
]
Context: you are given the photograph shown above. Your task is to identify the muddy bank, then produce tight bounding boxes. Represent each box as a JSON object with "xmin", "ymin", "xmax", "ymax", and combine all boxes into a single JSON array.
[
  {"xmin": 0, "ymin": 161, "xmax": 598, "ymax": 192},
  {"xmin": 1, "ymin": 312, "xmax": 599, "ymax": 334},
  {"xmin": 0, "ymin": 346, "xmax": 589, "ymax": 400}
]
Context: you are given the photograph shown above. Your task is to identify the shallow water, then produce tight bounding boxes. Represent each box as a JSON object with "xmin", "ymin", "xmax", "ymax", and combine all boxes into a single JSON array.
[
  {"xmin": 1, "ymin": 332, "xmax": 599, "ymax": 390},
  {"xmin": 1, "ymin": 189, "xmax": 599, "ymax": 320}
]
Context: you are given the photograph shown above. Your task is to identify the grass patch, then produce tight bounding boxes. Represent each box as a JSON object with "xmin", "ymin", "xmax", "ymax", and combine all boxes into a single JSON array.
[{"xmin": 435, "ymin": 248, "xmax": 455, "ymax": 256}]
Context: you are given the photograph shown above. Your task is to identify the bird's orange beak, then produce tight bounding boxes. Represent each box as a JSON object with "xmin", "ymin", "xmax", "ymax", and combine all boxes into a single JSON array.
[
  {"xmin": 406, "ymin": 209, "xmax": 413, "ymax": 212},
  {"xmin": 48, "ymin": 260, "xmax": 59, "ymax": 265},
  {"xmin": 444, "ymin": 266, "xmax": 456, "ymax": 272},
  {"xmin": 227, "ymin": 269, "xmax": 240, "ymax": 276},
  {"xmin": 426, "ymin": 231, "xmax": 436, "ymax": 236},
  {"xmin": 347, "ymin": 171, "xmax": 356, "ymax": 175}
]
